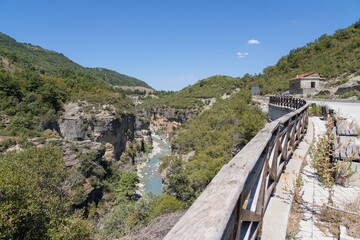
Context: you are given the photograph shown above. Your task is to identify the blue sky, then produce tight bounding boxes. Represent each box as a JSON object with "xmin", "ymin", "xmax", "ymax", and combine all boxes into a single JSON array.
[{"xmin": 0, "ymin": 0, "xmax": 359, "ymax": 90}]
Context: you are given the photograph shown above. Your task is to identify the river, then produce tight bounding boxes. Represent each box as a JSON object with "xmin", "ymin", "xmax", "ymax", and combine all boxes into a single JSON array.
[{"xmin": 137, "ymin": 134, "xmax": 171, "ymax": 195}]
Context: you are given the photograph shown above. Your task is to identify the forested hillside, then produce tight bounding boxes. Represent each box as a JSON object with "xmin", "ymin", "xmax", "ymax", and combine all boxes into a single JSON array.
[
  {"xmin": 0, "ymin": 68, "xmax": 132, "ymax": 137},
  {"xmin": 253, "ymin": 20, "xmax": 360, "ymax": 94},
  {"xmin": 0, "ymin": 33, "xmax": 147, "ymax": 239},
  {"xmin": 0, "ymin": 33, "xmax": 151, "ymax": 88}
]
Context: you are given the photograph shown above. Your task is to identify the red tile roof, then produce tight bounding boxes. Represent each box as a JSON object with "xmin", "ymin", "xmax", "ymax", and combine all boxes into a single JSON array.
[{"xmin": 289, "ymin": 72, "xmax": 315, "ymax": 81}]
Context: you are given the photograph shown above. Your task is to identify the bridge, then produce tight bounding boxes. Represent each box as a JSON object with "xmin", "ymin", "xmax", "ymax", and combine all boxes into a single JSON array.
[{"xmin": 164, "ymin": 97, "xmax": 309, "ymax": 240}]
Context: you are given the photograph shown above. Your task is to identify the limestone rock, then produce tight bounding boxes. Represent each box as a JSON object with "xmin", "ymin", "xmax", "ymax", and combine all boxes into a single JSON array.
[
  {"xmin": 59, "ymin": 102, "xmax": 135, "ymax": 160},
  {"xmin": 139, "ymin": 106, "xmax": 199, "ymax": 138}
]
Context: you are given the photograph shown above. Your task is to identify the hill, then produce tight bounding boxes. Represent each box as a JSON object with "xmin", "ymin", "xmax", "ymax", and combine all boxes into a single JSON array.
[
  {"xmin": 0, "ymin": 33, "xmax": 146, "ymax": 239},
  {"xmin": 88, "ymin": 67, "xmax": 152, "ymax": 89},
  {"xmin": 142, "ymin": 19, "xmax": 360, "ymax": 110},
  {"xmin": 0, "ymin": 32, "xmax": 152, "ymax": 88},
  {"xmin": 140, "ymin": 75, "xmax": 243, "ymax": 110},
  {"xmin": 253, "ymin": 20, "xmax": 360, "ymax": 94}
]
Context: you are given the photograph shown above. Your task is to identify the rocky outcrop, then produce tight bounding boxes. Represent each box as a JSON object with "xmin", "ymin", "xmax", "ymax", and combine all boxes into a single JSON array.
[
  {"xmin": 139, "ymin": 106, "xmax": 199, "ymax": 138},
  {"xmin": 134, "ymin": 116, "xmax": 152, "ymax": 148},
  {"xmin": 335, "ymin": 84, "xmax": 360, "ymax": 95},
  {"xmin": 320, "ymin": 74, "xmax": 360, "ymax": 96},
  {"xmin": 58, "ymin": 102, "xmax": 135, "ymax": 160},
  {"xmin": 6, "ymin": 102, "xmax": 155, "ymax": 210},
  {"xmin": 61, "ymin": 139, "xmax": 107, "ymax": 208},
  {"xmin": 58, "ymin": 102, "xmax": 154, "ymax": 161}
]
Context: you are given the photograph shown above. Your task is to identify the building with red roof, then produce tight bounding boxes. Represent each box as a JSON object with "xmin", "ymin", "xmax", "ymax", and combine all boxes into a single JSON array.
[{"xmin": 289, "ymin": 72, "xmax": 325, "ymax": 95}]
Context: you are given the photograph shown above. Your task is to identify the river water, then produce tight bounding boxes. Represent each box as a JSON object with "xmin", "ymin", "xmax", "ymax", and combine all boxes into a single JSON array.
[{"xmin": 137, "ymin": 134, "xmax": 171, "ymax": 195}]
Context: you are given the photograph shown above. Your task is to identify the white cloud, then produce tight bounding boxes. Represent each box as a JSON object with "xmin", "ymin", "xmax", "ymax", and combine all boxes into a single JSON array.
[
  {"xmin": 248, "ymin": 39, "xmax": 260, "ymax": 45},
  {"xmin": 237, "ymin": 52, "xmax": 248, "ymax": 58}
]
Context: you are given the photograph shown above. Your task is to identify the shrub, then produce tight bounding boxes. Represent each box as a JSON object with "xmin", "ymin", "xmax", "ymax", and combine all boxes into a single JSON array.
[
  {"xmin": 0, "ymin": 138, "xmax": 16, "ymax": 152},
  {"xmin": 309, "ymin": 104, "xmax": 324, "ymax": 116},
  {"xmin": 0, "ymin": 146, "xmax": 65, "ymax": 238},
  {"xmin": 114, "ymin": 172, "xmax": 139, "ymax": 200},
  {"xmin": 147, "ymin": 195, "xmax": 183, "ymax": 221}
]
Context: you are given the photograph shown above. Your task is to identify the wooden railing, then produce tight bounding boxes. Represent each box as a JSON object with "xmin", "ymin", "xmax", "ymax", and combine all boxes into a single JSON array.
[
  {"xmin": 164, "ymin": 98, "xmax": 309, "ymax": 240},
  {"xmin": 269, "ymin": 96, "xmax": 306, "ymax": 109}
]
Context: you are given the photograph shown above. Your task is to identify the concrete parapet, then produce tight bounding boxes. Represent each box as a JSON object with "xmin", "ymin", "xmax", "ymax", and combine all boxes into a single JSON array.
[{"xmin": 268, "ymin": 104, "xmax": 294, "ymax": 121}]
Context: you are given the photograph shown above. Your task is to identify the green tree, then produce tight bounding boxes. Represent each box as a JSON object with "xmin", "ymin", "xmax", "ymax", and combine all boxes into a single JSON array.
[
  {"xmin": 0, "ymin": 146, "xmax": 65, "ymax": 239},
  {"xmin": 114, "ymin": 172, "xmax": 139, "ymax": 200}
]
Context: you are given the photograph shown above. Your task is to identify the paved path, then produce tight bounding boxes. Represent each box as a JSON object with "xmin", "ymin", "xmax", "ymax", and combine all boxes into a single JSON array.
[
  {"xmin": 295, "ymin": 117, "xmax": 360, "ymax": 240},
  {"xmin": 309, "ymin": 100, "xmax": 360, "ymax": 124},
  {"xmin": 262, "ymin": 115, "xmax": 314, "ymax": 240}
]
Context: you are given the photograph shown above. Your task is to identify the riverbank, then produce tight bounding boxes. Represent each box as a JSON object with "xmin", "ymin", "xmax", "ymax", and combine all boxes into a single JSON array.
[{"xmin": 136, "ymin": 133, "xmax": 171, "ymax": 196}]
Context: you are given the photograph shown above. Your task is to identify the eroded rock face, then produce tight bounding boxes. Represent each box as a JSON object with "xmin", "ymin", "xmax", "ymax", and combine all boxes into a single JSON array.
[
  {"xmin": 139, "ymin": 107, "xmax": 198, "ymax": 138},
  {"xmin": 59, "ymin": 102, "xmax": 135, "ymax": 160},
  {"xmin": 335, "ymin": 84, "xmax": 360, "ymax": 95},
  {"xmin": 134, "ymin": 116, "xmax": 152, "ymax": 148},
  {"xmin": 28, "ymin": 102, "xmax": 155, "ymax": 209}
]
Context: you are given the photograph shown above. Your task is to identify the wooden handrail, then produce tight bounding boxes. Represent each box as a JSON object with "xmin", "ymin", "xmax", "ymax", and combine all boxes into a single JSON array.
[
  {"xmin": 164, "ymin": 98, "xmax": 309, "ymax": 240},
  {"xmin": 269, "ymin": 96, "xmax": 306, "ymax": 109}
]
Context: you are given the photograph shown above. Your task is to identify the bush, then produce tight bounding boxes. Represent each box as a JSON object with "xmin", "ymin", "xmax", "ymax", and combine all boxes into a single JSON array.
[
  {"xmin": 113, "ymin": 172, "xmax": 139, "ymax": 200},
  {"xmin": 339, "ymin": 90, "xmax": 359, "ymax": 99},
  {"xmin": 0, "ymin": 146, "xmax": 65, "ymax": 238},
  {"xmin": 309, "ymin": 104, "xmax": 324, "ymax": 116},
  {"xmin": 0, "ymin": 138, "xmax": 16, "ymax": 152},
  {"xmin": 48, "ymin": 210, "xmax": 94, "ymax": 240},
  {"xmin": 147, "ymin": 195, "xmax": 183, "ymax": 221}
]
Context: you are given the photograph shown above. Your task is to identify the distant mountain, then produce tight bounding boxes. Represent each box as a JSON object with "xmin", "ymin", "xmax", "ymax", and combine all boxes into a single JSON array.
[
  {"xmin": 88, "ymin": 67, "xmax": 152, "ymax": 88},
  {"xmin": 0, "ymin": 32, "xmax": 152, "ymax": 88}
]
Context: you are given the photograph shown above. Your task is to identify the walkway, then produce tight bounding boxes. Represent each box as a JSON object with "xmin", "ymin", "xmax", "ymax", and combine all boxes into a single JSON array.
[
  {"xmin": 308, "ymin": 100, "xmax": 360, "ymax": 124},
  {"xmin": 295, "ymin": 117, "xmax": 360, "ymax": 240}
]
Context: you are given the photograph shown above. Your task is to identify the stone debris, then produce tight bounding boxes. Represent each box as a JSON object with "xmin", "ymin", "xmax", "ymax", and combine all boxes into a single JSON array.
[{"xmin": 295, "ymin": 117, "xmax": 360, "ymax": 240}]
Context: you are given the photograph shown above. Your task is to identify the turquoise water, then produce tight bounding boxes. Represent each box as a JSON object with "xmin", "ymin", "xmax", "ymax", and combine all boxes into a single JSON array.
[{"xmin": 141, "ymin": 136, "xmax": 171, "ymax": 195}]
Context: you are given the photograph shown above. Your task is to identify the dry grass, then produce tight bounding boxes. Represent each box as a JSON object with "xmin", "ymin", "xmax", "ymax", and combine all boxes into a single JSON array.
[
  {"xmin": 286, "ymin": 176, "xmax": 305, "ymax": 239},
  {"xmin": 356, "ymin": 125, "xmax": 360, "ymax": 136},
  {"xmin": 310, "ymin": 116, "xmax": 357, "ymax": 187},
  {"xmin": 315, "ymin": 194, "xmax": 360, "ymax": 238}
]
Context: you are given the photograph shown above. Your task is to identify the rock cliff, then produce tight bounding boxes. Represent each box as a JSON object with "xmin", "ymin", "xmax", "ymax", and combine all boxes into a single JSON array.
[
  {"xmin": 139, "ymin": 106, "xmax": 198, "ymax": 138},
  {"xmin": 36, "ymin": 102, "xmax": 154, "ymax": 207},
  {"xmin": 58, "ymin": 102, "xmax": 153, "ymax": 161}
]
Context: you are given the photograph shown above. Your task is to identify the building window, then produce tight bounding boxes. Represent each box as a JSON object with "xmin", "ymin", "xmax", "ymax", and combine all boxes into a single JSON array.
[{"xmin": 311, "ymin": 82, "xmax": 315, "ymax": 88}]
